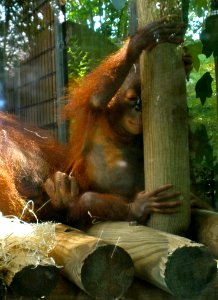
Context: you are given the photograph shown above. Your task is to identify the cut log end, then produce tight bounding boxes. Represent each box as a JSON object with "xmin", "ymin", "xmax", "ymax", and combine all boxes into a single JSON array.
[
  {"xmin": 81, "ymin": 244, "xmax": 134, "ymax": 300},
  {"xmin": 165, "ymin": 246, "xmax": 217, "ymax": 298},
  {"xmin": 10, "ymin": 265, "xmax": 60, "ymax": 298}
]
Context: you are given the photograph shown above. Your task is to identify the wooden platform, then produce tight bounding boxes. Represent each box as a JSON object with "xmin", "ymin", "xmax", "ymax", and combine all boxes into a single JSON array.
[{"xmin": 6, "ymin": 273, "xmax": 218, "ymax": 300}]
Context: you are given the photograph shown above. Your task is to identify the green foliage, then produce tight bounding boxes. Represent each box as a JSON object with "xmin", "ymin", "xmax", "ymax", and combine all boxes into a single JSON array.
[
  {"xmin": 1, "ymin": 0, "xmax": 62, "ymax": 71},
  {"xmin": 65, "ymin": 0, "xmax": 129, "ymax": 44},
  {"xmin": 65, "ymin": 0, "xmax": 128, "ymax": 82},
  {"xmin": 185, "ymin": 41, "xmax": 202, "ymax": 71},
  {"xmin": 183, "ymin": 0, "xmax": 218, "ymax": 206},
  {"xmin": 67, "ymin": 36, "xmax": 93, "ymax": 81},
  {"xmin": 186, "ymin": 44, "xmax": 217, "ymax": 205},
  {"xmin": 190, "ymin": 0, "xmax": 209, "ymax": 17},
  {"xmin": 186, "ymin": 49, "xmax": 217, "ymax": 139}
]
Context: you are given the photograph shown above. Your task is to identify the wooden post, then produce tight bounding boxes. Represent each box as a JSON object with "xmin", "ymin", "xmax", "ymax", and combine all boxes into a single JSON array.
[
  {"xmin": 50, "ymin": 224, "xmax": 134, "ymax": 299},
  {"xmin": 191, "ymin": 209, "xmax": 218, "ymax": 258},
  {"xmin": 136, "ymin": 0, "xmax": 190, "ymax": 235},
  {"xmin": 87, "ymin": 221, "xmax": 217, "ymax": 299}
]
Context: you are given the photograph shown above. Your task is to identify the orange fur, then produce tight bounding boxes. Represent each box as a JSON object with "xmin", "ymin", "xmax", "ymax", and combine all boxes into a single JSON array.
[
  {"xmin": 0, "ymin": 112, "xmax": 67, "ymax": 218},
  {"xmin": 0, "ymin": 163, "xmax": 26, "ymax": 216},
  {"xmin": 63, "ymin": 41, "xmax": 129, "ymax": 182}
]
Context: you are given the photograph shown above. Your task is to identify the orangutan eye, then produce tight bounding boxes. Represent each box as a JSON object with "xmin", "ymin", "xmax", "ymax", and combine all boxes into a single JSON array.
[{"xmin": 133, "ymin": 97, "xmax": 142, "ymax": 112}]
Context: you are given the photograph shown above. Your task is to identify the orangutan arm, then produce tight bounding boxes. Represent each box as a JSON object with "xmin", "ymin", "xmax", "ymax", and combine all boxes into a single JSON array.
[
  {"xmin": 64, "ymin": 17, "xmax": 185, "ymax": 116},
  {"xmin": 44, "ymin": 172, "xmax": 181, "ymax": 225}
]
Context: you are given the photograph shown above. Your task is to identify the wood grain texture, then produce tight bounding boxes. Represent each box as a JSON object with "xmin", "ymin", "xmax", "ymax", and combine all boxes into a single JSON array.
[
  {"xmin": 87, "ymin": 221, "xmax": 217, "ymax": 298},
  {"xmin": 136, "ymin": 0, "xmax": 190, "ymax": 235}
]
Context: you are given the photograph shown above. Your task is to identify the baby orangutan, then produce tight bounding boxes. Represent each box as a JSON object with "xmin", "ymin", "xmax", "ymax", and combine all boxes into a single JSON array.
[{"xmin": 45, "ymin": 16, "xmax": 192, "ymax": 227}]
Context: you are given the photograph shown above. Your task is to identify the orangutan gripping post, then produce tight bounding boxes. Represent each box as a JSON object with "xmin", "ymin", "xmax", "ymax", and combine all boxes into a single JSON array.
[{"xmin": 45, "ymin": 17, "xmax": 192, "ymax": 227}]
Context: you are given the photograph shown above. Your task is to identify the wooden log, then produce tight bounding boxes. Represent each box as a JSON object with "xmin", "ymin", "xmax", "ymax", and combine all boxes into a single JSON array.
[
  {"xmin": 87, "ymin": 221, "xmax": 217, "ymax": 299},
  {"xmin": 9, "ymin": 265, "xmax": 59, "ymax": 298},
  {"xmin": 137, "ymin": 0, "xmax": 190, "ymax": 235},
  {"xmin": 6, "ymin": 271, "xmax": 218, "ymax": 300},
  {"xmin": 50, "ymin": 224, "xmax": 134, "ymax": 299},
  {"xmin": 191, "ymin": 209, "xmax": 218, "ymax": 258}
]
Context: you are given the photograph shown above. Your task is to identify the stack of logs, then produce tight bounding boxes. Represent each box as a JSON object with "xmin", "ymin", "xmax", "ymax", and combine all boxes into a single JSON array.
[{"xmin": 3, "ymin": 209, "xmax": 218, "ymax": 300}]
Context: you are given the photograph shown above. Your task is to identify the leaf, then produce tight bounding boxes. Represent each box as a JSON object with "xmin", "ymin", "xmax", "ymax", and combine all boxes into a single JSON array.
[
  {"xmin": 186, "ymin": 41, "xmax": 202, "ymax": 71},
  {"xmin": 195, "ymin": 72, "xmax": 213, "ymax": 105},
  {"xmin": 200, "ymin": 15, "xmax": 218, "ymax": 58}
]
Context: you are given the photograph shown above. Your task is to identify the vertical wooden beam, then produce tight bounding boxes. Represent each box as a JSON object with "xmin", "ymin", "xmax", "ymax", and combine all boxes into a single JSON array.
[{"xmin": 137, "ymin": 0, "xmax": 190, "ymax": 234}]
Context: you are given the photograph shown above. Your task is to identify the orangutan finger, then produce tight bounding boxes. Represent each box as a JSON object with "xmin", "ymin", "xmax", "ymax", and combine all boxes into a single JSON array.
[
  {"xmin": 70, "ymin": 176, "xmax": 79, "ymax": 197},
  {"xmin": 152, "ymin": 200, "xmax": 181, "ymax": 208},
  {"xmin": 44, "ymin": 178, "xmax": 63, "ymax": 208},
  {"xmin": 148, "ymin": 184, "xmax": 174, "ymax": 197},
  {"xmin": 156, "ymin": 192, "xmax": 181, "ymax": 201},
  {"xmin": 54, "ymin": 171, "xmax": 71, "ymax": 200}
]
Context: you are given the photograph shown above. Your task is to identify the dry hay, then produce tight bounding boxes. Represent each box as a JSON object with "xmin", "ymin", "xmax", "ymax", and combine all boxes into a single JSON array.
[{"xmin": 0, "ymin": 212, "xmax": 57, "ymax": 285}]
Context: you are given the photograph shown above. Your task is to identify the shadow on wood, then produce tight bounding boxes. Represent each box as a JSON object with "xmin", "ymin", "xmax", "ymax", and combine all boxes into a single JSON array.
[
  {"xmin": 191, "ymin": 209, "xmax": 218, "ymax": 258},
  {"xmin": 6, "ymin": 273, "xmax": 218, "ymax": 300}
]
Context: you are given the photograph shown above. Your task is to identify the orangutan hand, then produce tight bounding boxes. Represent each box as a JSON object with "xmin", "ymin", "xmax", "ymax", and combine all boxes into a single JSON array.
[
  {"xmin": 130, "ymin": 184, "xmax": 181, "ymax": 220},
  {"xmin": 44, "ymin": 171, "xmax": 79, "ymax": 209}
]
